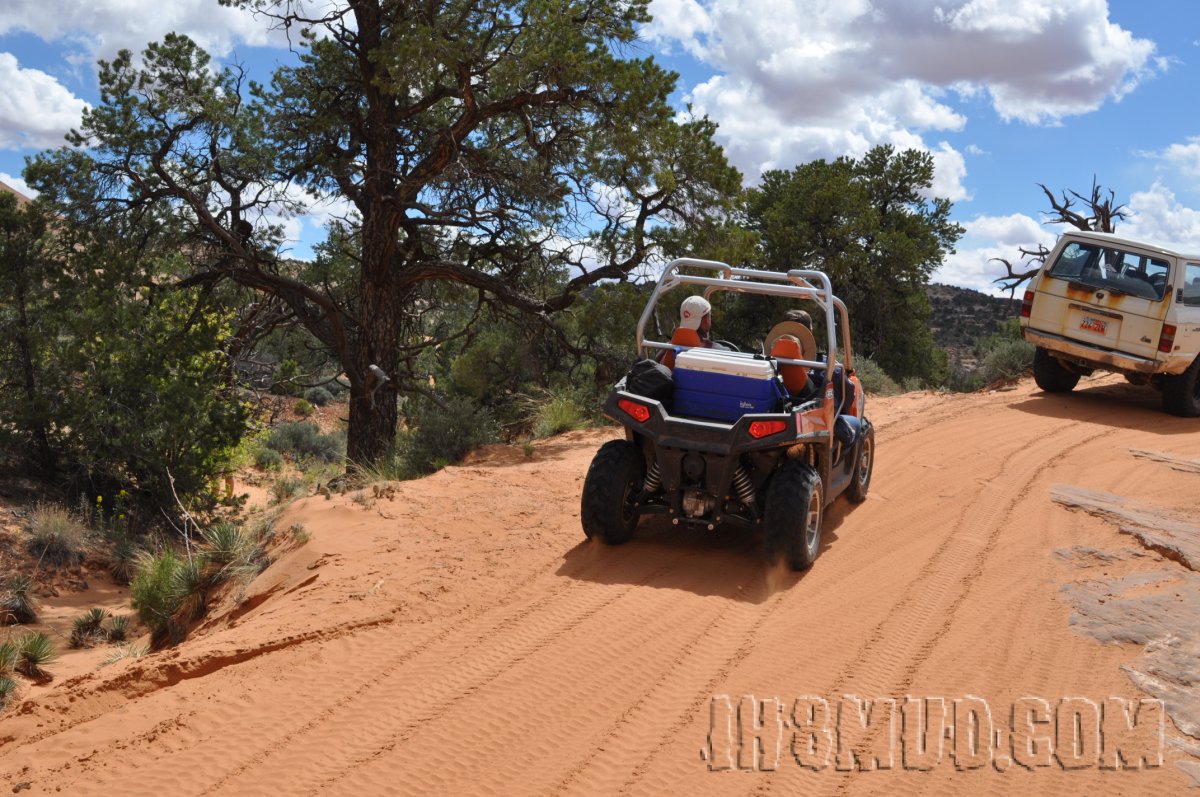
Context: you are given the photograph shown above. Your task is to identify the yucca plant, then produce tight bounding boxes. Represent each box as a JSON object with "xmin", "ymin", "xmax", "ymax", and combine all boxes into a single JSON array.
[
  {"xmin": 0, "ymin": 675, "xmax": 17, "ymax": 708},
  {"xmin": 70, "ymin": 608, "xmax": 111, "ymax": 649},
  {"xmin": 201, "ymin": 522, "xmax": 250, "ymax": 567},
  {"xmin": 1, "ymin": 575, "xmax": 38, "ymax": 625},
  {"xmin": 14, "ymin": 631, "xmax": 57, "ymax": 682},
  {"xmin": 109, "ymin": 536, "xmax": 140, "ymax": 584},
  {"xmin": 107, "ymin": 614, "xmax": 130, "ymax": 643},
  {"xmin": 172, "ymin": 553, "xmax": 210, "ymax": 625},
  {"xmin": 0, "ymin": 640, "xmax": 16, "ymax": 674},
  {"xmin": 101, "ymin": 643, "xmax": 149, "ymax": 667}
]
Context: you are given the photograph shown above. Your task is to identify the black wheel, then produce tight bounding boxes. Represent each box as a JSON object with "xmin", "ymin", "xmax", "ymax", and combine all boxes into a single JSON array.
[
  {"xmin": 581, "ymin": 440, "xmax": 645, "ymax": 544},
  {"xmin": 845, "ymin": 420, "xmax": 874, "ymax": 504},
  {"xmin": 763, "ymin": 460, "xmax": 824, "ymax": 571},
  {"xmin": 1161, "ymin": 357, "xmax": 1200, "ymax": 417},
  {"xmin": 1033, "ymin": 348, "xmax": 1080, "ymax": 393}
]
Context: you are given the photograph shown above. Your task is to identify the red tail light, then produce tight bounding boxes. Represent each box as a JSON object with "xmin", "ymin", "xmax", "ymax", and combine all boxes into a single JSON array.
[
  {"xmin": 1020, "ymin": 290, "xmax": 1034, "ymax": 319},
  {"xmin": 617, "ymin": 398, "xmax": 651, "ymax": 423},
  {"xmin": 1158, "ymin": 324, "xmax": 1177, "ymax": 354},
  {"xmin": 748, "ymin": 420, "xmax": 787, "ymax": 439}
]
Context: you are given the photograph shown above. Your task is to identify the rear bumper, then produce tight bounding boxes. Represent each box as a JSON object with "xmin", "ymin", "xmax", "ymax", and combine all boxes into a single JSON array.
[{"xmin": 1022, "ymin": 327, "xmax": 1181, "ymax": 375}]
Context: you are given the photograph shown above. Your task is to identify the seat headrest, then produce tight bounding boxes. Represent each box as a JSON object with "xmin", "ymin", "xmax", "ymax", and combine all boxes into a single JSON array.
[
  {"xmin": 770, "ymin": 334, "xmax": 802, "ymax": 358},
  {"xmin": 765, "ymin": 321, "xmax": 817, "ymax": 361},
  {"xmin": 670, "ymin": 327, "xmax": 703, "ymax": 348}
]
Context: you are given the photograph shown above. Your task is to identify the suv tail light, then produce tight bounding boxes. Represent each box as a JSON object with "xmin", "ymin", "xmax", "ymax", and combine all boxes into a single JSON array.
[
  {"xmin": 1020, "ymin": 290, "xmax": 1034, "ymax": 319},
  {"xmin": 748, "ymin": 420, "xmax": 787, "ymax": 439},
  {"xmin": 617, "ymin": 398, "xmax": 651, "ymax": 423},
  {"xmin": 1158, "ymin": 324, "xmax": 1177, "ymax": 354}
]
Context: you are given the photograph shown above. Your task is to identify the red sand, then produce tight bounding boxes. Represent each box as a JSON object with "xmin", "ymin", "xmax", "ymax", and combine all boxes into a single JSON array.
[{"xmin": 2, "ymin": 373, "xmax": 1198, "ymax": 795}]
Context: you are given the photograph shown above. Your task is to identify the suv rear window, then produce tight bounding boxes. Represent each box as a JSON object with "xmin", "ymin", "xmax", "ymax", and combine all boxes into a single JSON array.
[
  {"xmin": 1047, "ymin": 241, "xmax": 1171, "ymax": 301},
  {"xmin": 1184, "ymin": 263, "xmax": 1200, "ymax": 306}
]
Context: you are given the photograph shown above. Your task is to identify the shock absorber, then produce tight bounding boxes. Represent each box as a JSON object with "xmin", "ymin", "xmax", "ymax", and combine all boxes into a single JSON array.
[
  {"xmin": 643, "ymin": 461, "xmax": 663, "ymax": 493},
  {"xmin": 732, "ymin": 465, "xmax": 756, "ymax": 507}
]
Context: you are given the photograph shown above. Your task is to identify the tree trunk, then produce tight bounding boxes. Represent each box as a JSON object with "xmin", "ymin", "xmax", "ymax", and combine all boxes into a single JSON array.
[{"xmin": 343, "ymin": 224, "xmax": 407, "ymax": 468}]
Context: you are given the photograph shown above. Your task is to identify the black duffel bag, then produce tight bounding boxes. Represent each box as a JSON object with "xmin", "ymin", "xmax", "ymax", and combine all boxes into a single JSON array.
[{"xmin": 623, "ymin": 358, "xmax": 674, "ymax": 404}]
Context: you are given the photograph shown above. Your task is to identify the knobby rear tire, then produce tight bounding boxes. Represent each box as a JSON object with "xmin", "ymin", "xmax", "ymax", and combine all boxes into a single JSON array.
[
  {"xmin": 846, "ymin": 421, "xmax": 874, "ymax": 504},
  {"xmin": 580, "ymin": 440, "xmax": 645, "ymax": 545},
  {"xmin": 763, "ymin": 460, "xmax": 824, "ymax": 571}
]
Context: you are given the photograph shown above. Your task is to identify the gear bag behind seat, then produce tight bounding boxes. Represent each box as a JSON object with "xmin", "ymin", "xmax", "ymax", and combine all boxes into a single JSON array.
[{"xmin": 624, "ymin": 358, "xmax": 675, "ymax": 404}]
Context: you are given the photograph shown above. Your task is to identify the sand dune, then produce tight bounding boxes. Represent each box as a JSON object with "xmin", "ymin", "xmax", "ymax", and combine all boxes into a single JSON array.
[{"xmin": 2, "ymin": 372, "xmax": 1198, "ymax": 795}]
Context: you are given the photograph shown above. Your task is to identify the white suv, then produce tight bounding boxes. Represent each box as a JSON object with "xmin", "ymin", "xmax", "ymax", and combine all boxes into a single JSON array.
[{"xmin": 1019, "ymin": 230, "xmax": 1200, "ymax": 416}]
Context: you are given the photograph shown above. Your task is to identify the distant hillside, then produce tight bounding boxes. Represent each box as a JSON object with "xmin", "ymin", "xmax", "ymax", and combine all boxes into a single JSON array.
[
  {"xmin": 0, "ymin": 181, "xmax": 30, "ymax": 204},
  {"xmin": 927, "ymin": 282, "xmax": 1020, "ymax": 350}
]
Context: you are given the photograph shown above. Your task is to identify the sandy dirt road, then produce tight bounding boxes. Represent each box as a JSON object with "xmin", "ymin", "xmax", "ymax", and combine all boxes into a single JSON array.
[{"xmin": 2, "ymin": 373, "xmax": 1199, "ymax": 795}]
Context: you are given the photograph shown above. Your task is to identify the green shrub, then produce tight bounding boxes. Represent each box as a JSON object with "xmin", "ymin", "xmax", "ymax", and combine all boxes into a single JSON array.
[
  {"xmin": 0, "ymin": 675, "xmax": 16, "ymax": 708},
  {"xmin": 530, "ymin": 392, "xmax": 586, "ymax": 438},
  {"xmin": 1, "ymin": 575, "xmax": 38, "ymax": 625},
  {"xmin": 399, "ymin": 395, "xmax": 499, "ymax": 475},
  {"xmin": 14, "ymin": 631, "xmax": 57, "ymax": 681},
  {"xmin": 853, "ymin": 356, "xmax": 902, "ymax": 396},
  {"xmin": 0, "ymin": 641, "xmax": 16, "ymax": 673},
  {"xmin": 254, "ymin": 447, "xmax": 284, "ymax": 471},
  {"xmin": 271, "ymin": 476, "xmax": 305, "ymax": 504},
  {"xmin": 266, "ymin": 421, "xmax": 345, "ymax": 463},
  {"xmin": 978, "ymin": 338, "xmax": 1035, "ymax": 383},
  {"xmin": 294, "ymin": 399, "xmax": 314, "ymax": 417},
  {"xmin": 26, "ymin": 505, "xmax": 91, "ymax": 566},
  {"xmin": 271, "ymin": 358, "xmax": 304, "ymax": 397},
  {"xmin": 304, "ymin": 386, "xmax": 334, "ymax": 406}
]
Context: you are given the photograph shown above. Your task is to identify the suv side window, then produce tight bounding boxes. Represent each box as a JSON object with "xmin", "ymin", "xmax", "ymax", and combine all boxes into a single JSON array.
[
  {"xmin": 1047, "ymin": 241, "xmax": 1171, "ymax": 301},
  {"xmin": 1184, "ymin": 263, "xmax": 1200, "ymax": 306}
]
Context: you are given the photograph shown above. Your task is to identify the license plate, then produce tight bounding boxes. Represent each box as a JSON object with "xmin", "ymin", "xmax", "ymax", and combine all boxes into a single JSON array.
[{"xmin": 1079, "ymin": 316, "xmax": 1107, "ymax": 334}]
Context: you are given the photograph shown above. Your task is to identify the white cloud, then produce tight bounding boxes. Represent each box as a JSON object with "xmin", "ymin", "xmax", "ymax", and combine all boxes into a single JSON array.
[
  {"xmin": 1122, "ymin": 182, "xmax": 1200, "ymax": 251},
  {"xmin": 0, "ymin": 53, "xmax": 87, "ymax": 150},
  {"xmin": 0, "ymin": 171, "xmax": 36, "ymax": 198},
  {"xmin": 651, "ymin": 0, "xmax": 1157, "ymax": 197},
  {"xmin": 935, "ymin": 212, "xmax": 1057, "ymax": 293},
  {"xmin": 642, "ymin": 0, "xmax": 713, "ymax": 58},
  {"xmin": 1144, "ymin": 135, "xmax": 1200, "ymax": 180},
  {"xmin": 0, "ymin": 1, "xmax": 273, "ymax": 62}
]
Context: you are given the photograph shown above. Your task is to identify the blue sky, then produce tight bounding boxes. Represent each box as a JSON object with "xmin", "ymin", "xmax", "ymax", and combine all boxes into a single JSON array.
[{"xmin": 1, "ymin": 0, "xmax": 1198, "ymax": 294}]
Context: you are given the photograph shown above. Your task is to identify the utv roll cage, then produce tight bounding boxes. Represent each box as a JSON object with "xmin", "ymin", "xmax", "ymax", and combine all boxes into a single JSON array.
[{"xmin": 634, "ymin": 258, "xmax": 856, "ymax": 386}]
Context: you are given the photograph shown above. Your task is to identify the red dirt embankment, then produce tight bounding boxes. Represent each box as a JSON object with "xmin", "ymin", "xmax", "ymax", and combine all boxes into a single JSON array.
[{"xmin": 2, "ymin": 373, "xmax": 1199, "ymax": 795}]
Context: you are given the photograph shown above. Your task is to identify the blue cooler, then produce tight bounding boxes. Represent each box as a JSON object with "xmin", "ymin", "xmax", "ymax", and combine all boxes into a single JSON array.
[{"xmin": 673, "ymin": 349, "xmax": 784, "ymax": 421}]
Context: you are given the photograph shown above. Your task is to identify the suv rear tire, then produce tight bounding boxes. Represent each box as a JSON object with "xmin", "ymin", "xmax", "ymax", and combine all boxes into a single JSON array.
[
  {"xmin": 764, "ymin": 461, "xmax": 824, "ymax": 571},
  {"xmin": 1033, "ymin": 348, "xmax": 1080, "ymax": 393},
  {"xmin": 581, "ymin": 440, "xmax": 645, "ymax": 544},
  {"xmin": 1162, "ymin": 357, "xmax": 1200, "ymax": 417}
]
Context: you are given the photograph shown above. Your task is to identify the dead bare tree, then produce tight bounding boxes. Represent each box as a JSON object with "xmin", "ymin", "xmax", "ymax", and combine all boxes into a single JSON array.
[{"xmin": 993, "ymin": 177, "xmax": 1129, "ymax": 296}]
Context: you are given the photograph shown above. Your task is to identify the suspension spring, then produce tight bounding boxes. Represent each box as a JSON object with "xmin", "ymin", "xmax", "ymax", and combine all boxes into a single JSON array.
[
  {"xmin": 732, "ymin": 466, "xmax": 756, "ymax": 506},
  {"xmin": 643, "ymin": 461, "xmax": 663, "ymax": 494}
]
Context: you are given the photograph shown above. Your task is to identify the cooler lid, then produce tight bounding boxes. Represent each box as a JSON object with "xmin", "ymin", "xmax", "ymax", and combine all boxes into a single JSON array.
[{"xmin": 675, "ymin": 348, "xmax": 776, "ymax": 378}]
